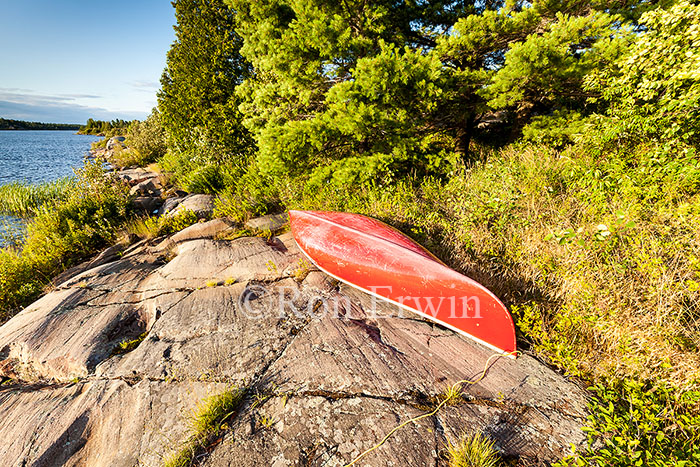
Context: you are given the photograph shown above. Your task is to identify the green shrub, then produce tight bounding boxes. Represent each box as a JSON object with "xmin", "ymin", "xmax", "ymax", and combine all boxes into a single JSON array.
[
  {"xmin": 181, "ymin": 164, "xmax": 228, "ymax": 194},
  {"xmin": 105, "ymin": 147, "xmax": 144, "ymax": 170},
  {"xmin": 158, "ymin": 130, "xmax": 250, "ymax": 195},
  {"xmin": 585, "ymin": 1, "xmax": 700, "ymax": 149},
  {"xmin": 158, "ymin": 129, "xmax": 237, "ymax": 192},
  {"xmin": 91, "ymin": 138, "xmax": 108, "ymax": 150},
  {"xmin": 0, "ymin": 249, "xmax": 41, "ymax": 320},
  {"xmin": 559, "ymin": 380, "xmax": 700, "ymax": 467},
  {"xmin": 213, "ymin": 168, "xmax": 280, "ymax": 221},
  {"xmin": 0, "ymin": 160, "xmax": 129, "ymax": 320},
  {"xmin": 124, "ymin": 110, "xmax": 167, "ymax": 167},
  {"xmin": 521, "ymin": 110, "xmax": 589, "ymax": 148}
]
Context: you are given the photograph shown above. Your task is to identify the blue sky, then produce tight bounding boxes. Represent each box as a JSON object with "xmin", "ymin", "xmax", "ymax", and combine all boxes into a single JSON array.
[{"xmin": 0, "ymin": 1, "xmax": 176, "ymax": 123}]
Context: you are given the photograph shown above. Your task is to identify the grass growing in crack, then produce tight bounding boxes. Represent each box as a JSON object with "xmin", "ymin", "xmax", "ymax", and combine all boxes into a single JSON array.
[
  {"xmin": 257, "ymin": 413, "xmax": 276, "ymax": 429},
  {"xmin": 292, "ymin": 258, "xmax": 312, "ymax": 282},
  {"xmin": 164, "ymin": 388, "xmax": 245, "ymax": 467},
  {"xmin": 111, "ymin": 331, "xmax": 148, "ymax": 356},
  {"xmin": 446, "ymin": 432, "xmax": 501, "ymax": 467},
  {"xmin": 215, "ymin": 228, "xmax": 253, "ymax": 241},
  {"xmin": 438, "ymin": 383, "xmax": 466, "ymax": 407}
]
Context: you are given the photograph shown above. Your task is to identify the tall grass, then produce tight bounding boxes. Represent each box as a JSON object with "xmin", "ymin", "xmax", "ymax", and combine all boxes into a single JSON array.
[
  {"xmin": 0, "ymin": 177, "xmax": 74, "ymax": 217},
  {"xmin": 124, "ymin": 210, "xmax": 200, "ymax": 240}
]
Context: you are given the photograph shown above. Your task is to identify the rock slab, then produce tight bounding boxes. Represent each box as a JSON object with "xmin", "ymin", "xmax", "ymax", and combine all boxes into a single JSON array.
[{"xmin": 0, "ymin": 215, "xmax": 590, "ymax": 466}]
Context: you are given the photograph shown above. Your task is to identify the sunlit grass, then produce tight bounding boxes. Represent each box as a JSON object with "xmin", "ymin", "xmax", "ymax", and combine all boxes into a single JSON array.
[
  {"xmin": 0, "ymin": 177, "xmax": 74, "ymax": 217},
  {"xmin": 164, "ymin": 388, "xmax": 245, "ymax": 467},
  {"xmin": 446, "ymin": 432, "xmax": 501, "ymax": 467},
  {"xmin": 124, "ymin": 209, "xmax": 199, "ymax": 240}
]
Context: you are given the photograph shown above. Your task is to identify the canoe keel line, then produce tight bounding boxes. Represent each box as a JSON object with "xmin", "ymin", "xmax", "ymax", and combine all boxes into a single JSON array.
[{"xmin": 289, "ymin": 210, "xmax": 517, "ymax": 356}]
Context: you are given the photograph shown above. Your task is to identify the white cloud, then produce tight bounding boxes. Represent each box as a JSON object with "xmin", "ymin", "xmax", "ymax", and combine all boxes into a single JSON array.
[
  {"xmin": 130, "ymin": 80, "xmax": 160, "ymax": 92},
  {"xmin": 0, "ymin": 89, "xmax": 146, "ymax": 123}
]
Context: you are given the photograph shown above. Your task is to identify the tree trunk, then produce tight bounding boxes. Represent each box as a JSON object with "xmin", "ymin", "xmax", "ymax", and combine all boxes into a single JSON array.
[{"xmin": 455, "ymin": 114, "xmax": 476, "ymax": 165}]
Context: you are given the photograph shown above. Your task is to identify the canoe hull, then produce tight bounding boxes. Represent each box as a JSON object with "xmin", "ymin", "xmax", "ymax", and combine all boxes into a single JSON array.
[{"xmin": 289, "ymin": 210, "xmax": 517, "ymax": 355}]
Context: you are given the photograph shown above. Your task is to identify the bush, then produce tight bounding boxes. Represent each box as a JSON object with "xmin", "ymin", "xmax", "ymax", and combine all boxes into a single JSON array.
[
  {"xmin": 585, "ymin": 1, "xmax": 700, "ymax": 149},
  {"xmin": 559, "ymin": 380, "xmax": 700, "ymax": 466},
  {"xmin": 158, "ymin": 128, "xmax": 250, "ymax": 194},
  {"xmin": 0, "ymin": 160, "xmax": 129, "ymax": 320},
  {"xmin": 521, "ymin": 110, "xmax": 589, "ymax": 147},
  {"xmin": 124, "ymin": 110, "xmax": 167, "ymax": 167},
  {"xmin": 213, "ymin": 168, "xmax": 280, "ymax": 221}
]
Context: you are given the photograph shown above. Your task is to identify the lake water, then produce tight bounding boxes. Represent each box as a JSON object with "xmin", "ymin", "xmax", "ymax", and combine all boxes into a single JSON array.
[{"xmin": 0, "ymin": 130, "xmax": 99, "ymax": 247}]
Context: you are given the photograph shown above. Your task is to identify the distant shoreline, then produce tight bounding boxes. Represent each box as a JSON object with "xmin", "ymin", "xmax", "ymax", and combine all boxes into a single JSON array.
[{"xmin": 0, "ymin": 118, "xmax": 81, "ymax": 131}]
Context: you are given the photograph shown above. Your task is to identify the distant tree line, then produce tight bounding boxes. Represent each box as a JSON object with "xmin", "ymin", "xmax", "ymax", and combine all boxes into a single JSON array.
[
  {"xmin": 78, "ymin": 118, "xmax": 135, "ymax": 135},
  {"xmin": 0, "ymin": 118, "xmax": 80, "ymax": 131}
]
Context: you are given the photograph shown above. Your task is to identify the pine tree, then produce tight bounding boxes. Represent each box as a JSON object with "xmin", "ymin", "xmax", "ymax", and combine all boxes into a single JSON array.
[
  {"xmin": 158, "ymin": 0, "xmax": 252, "ymax": 155},
  {"xmin": 226, "ymin": 0, "xmax": 652, "ymax": 184}
]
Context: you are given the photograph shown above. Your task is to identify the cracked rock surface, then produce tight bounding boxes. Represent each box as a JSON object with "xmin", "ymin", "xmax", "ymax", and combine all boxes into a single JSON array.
[{"xmin": 0, "ymin": 216, "xmax": 590, "ymax": 466}]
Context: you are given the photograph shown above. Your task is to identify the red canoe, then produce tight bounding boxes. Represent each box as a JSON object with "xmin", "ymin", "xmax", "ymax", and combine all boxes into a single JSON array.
[{"xmin": 289, "ymin": 210, "xmax": 517, "ymax": 355}]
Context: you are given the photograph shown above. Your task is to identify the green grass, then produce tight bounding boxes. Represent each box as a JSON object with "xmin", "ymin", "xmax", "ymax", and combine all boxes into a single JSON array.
[
  {"xmin": 124, "ymin": 209, "xmax": 200, "ymax": 240},
  {"xmin": 107, "ymin": 146, "xmax": 151, "ymax": 169},
  {"xmin": 0, "ymin": 177, "xmax": 74, "ymax": 217},
  {"xmin": 164, "ymin": 388, "xmax": 246, "ymax": 467},
  {"xmin": 446, "ymin": 432, "xmax": 501, "ymax": 467},
  {"xmin": 111, "ymin": 331, "xmax": 148, "ymax": 356}
]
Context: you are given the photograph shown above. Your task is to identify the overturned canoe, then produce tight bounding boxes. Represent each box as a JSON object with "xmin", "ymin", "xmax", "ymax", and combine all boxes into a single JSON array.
[{"xmin": 289, "ymin": 210, "xmax": 517, "ymax": 355}]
